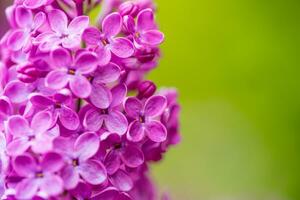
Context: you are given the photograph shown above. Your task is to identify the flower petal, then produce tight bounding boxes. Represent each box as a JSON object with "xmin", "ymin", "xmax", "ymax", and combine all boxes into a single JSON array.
[
  {"xmin": 13, "ymin": 154, "xmax": 36, "ymax": 177},
  {"xmin": 68, "ymin": 16, "xmax": 89, "ymax": 34},
  {"xmin": 50, "ymin": 47, "xmax": 72, "ymax": 68},
  {"xmin": 120, "ymin": 145, "xmax": 144, "ymax": 168},
  {"xmin": 145, "ymin": 120, "xmax": 167, "ymax": 142},
  {"xmin": 32, "ymin": 11, "xmax": 46, "ymax": 31},
  {"xmin": 41, "ymin": 152, "xmax": 64, "ymax": 173},
  {"xmin": 104, "ymin": 150, "xmax": 121, "ymax": 175},
  {"xmin": 40, "ymin": 174, "xmax": 64, "ymax": 196},
  {"xmin": 78, "ymin": 160, "xmax": 107, "ymax": 185},
  {"xmin": 4, "ymin": 80, "xmax": 29, "ymax": 104},
  {"xmin": 127, "ymin": 121, "xmax": 145, "ymax": 142},
  {"xmin": 75, "ymin": 132, "xmax": 99, "ymax": 161},
  {"xmin": 140, "ymin": 30, "xmax": 164, "ymax": 46},
  {"xmin": 0, "ymin": 96, "xmax": 12, "ymax": 116},
  {"xmin": 61, "ymin": 165, "xmax": 80, "ymax": 189},
  {"xmin": 83, "ymin": 108, "xmax": 104, "ymax": 132},
  {"xmin": 93, "ymin": 62, "xmax": 121, "ymax": 84},
  {"xmin": 90, "ymin": 83, "xmax": 112, "ymax": 109},
  {"xmin": 24, "ymin": 0, "xmax": 47, "ymax": 9},
  {"xmin": 144, "ymin": 95, "xmax": 167, "ymax": 117},
  {"xmin": 7, "ymin": 115, "xmax": 31, "ymax": 137},
  {"xmin": 74, "ymin": 52, "xmax": 98, "ymax": 74},
  {"xmin": 69, "ymin": 75, "xmax": 91, "ymax": 98},
  {"xmin": 124, "ymin": 97, "xmax": 142, "ymax": 119},
  {"xmin": 48, "ymin": 9, "xmax": 68, "ymax": 34},
  {"xmin": 96, "ymin": 46, "xmax": 111, "ymax": 66},
  {"xmin": 45, "ymin": 70, "xmax": 68, "ymax": 90},
  {"xmin": 102, "ymin": 12, "xmax": 122, "ymax": 37},
  {"xmin": 15, "ymin": 178, "xmax": 39, "ymax": 200},
  {"xmin": 137, "ymin": 8, "xmax": 156, "ymax": 31},
  {"xmin": 110, "ymin": 170, "xmax": 133, "ymax": 192},
  {"xmin": 82, "ymin": 27, "xmax": 101, "ymax": 46},
  {"xmin": 59, "ymin": 106, "xmax": 80, "ymax": 130},
  {"xmin": 7, "ymin": 137, "xmax": 30, "ymax": 156},
  {"xmin": 110, "ymin": 38, "xmax": 134, "ymax": 58},
  {"xmin": 105, "ymin": 111, "xmax": 128, "ymax": 135},
  {"xmin": 29, "ymin": 93, "xmax": 54, "ymax": 108},
  {"xmin": 110, "ymin": 84, "xmax": 127, "ymax": 108},
  {"xmin": 91, "ymin": 188, "xmax": 119, "ymax": 200},
  {"xmin": 31, "ymin": 111, "xmax": 53, "ymax": 134},
  {"xmin": 7, "ymin": 29, "xmax": 28, "ymax": 51},
  {"xmin": 15, "ymin": 6, "xmax": 33, "ymax": 28}
]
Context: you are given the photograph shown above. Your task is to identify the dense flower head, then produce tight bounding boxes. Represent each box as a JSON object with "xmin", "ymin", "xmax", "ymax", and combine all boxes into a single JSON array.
[{"xmin": 0, "ymin": 0, "xmax": 180, "ymax": 199}]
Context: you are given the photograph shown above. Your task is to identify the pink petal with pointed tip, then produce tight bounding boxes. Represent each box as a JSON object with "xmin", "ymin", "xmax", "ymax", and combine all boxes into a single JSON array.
[
  {"xmin": 15, "ymin": 178, "xmax": 39, "ymax": 200},
  {"xmin": 110, "ymin": 84, "xmax": 127, "ymax": 108},
  {"xmin": 15, "ymin": 6, "xmax": 33, "ymax": 28},
  {"xmin": 110, "ymin": 170, "xmax": 133, "ymax": 192},
  {"xmin": 83, "ymin": 108, "xmax": 104, "ymax": 132},
  {"xmin": 74, "ymin": 52, "xmax": 98, "ymax": 74},
  {"xmin": 78, "ymin": 160, "xmax": 107, "ymax": 185},
  {"xmin": 48, "ymin": 9, "xmax": 68, "ymax": 34},
  {"xmin": 69, "ymin": 75, "xmax": 91, "ymax": 98},
  {"xmin": 124, "ymin": 97, "xmax": 142, "ymax": 119},
  {"xmin": 45, "ymin": 70, "xmax": 68, "ymax": 90},
  {"xmin": 13, "ymin": 154, "xmax": 36, "ymax": 177},
  {"xmin": 7, "ymin": 115, "xmax": 31, "ymax": 137},
  {"xmin": 120, "ymin": 145, "xmax": 144, "ymax": 168},
  {"xmin": 61, "ymin": 165, "xmax": 80, "ymax": 189},
  {"xmin": 4, "ymin": 80, "xmax": 29, "ymax": 104},
  {"xmin": 41, "ymin": 152, "xmax": 64, "ymax": 172},
  {"xmin": 110, "ymin": 38, "xmax": 134, "ymax": 58},
  {"xmin": 74, "ymin": 132, "xmax": 99, "ymax": 161},
  {"xmin": 102, "ymin": 12, "xmax": 122, "ymax": 37},
  {"xmin": 137, "ymin": 8, "xmax": 156, "ymax": 31},
  {"xmin": 90, "ymin": 83, "xmax": 112, "ymax": 109},
  {"xmin": 31, "ymin": 111, "xmax": 52, "ymax": 134},
  {"xmin": 82, "ymin": 27, "xmax": 101, "ymax": 46},
  {"xmin": 68, "ymin": 16, "xmax": 89, "ymax": 34},
  {"xmin": 127, "ymin": 121, "xmax": 145, "ymax": 142},
  {"xmin": 7, "ymin": 137, "xmax": 30, "ymax": 156},
  {"xmin": 40, "ymin": 175, "xmax": 64, "ymax": 196},
  {"xmin": 144, "ymin": 95, "xmax": 167, "ymax": 117},
  {"xmin": 93, "ymin": 62, "xmax": 121, "ymax": 84},
  {"xmin": 140, "ymin": 30, "xmax": 164, "ymax": 46},
  {"xmin": 50, "ymin": 47, "xmax": 72, "ymax": 68},
  {"xmin": 105, "ymin": 111, "xmax": 128, "ymax": 135},
  {"xmin": 59, "ymin": 106, "xmax": 80, "ymax": 130},
  {"xmin": 145, "ymin": 120, "xmax": 167, "ymax": 142}
]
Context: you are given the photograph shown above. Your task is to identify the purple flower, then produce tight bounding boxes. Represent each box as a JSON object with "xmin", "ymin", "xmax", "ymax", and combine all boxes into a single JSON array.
[
  {"xmin": 124, "ymin": 9, "xmax": 164, "ymax": 47},
  {"xmin": 83, "ymin": 84, "xmax": 128, "ymax": 135},
  {"xmin": 82, "ymin": 12, "xmax": 134, "ymax": 66},
  {"xmin": 35, "ymin": 9, "xmax": 89, "ymax": 51},
  {"xmin": 6, "ymin": 111, "xmax": 59, "ymax": 155},
  {"xmin": 124, "ymin": 95, "xmax": 167, "ymax": 142},
  {"xmin": 53, "ymin": 132, "xmax": 107, "ymax": 189},
  {"xmin": 29, "ymin": 91, "xmax": 80, "ymax": 130},
  {"xmin": 7, "ymin": 6, "xmax": 45, "ymax": 52},
  {"xmin": 12, "ymin": 152, "xmax": 64, "ymax": 199},
  {"xmin": 45, "ymin": 47, "xmax": 98, "ymax": 98},
  {"xmin": 0, "ymin": 96, "xmax": 13, "ymax": 130}
]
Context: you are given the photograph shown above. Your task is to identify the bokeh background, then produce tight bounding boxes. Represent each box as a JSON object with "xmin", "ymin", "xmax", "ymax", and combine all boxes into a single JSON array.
[{"xmin": 1, "ymin": 0, "xmax": 300, "ymax": 200}]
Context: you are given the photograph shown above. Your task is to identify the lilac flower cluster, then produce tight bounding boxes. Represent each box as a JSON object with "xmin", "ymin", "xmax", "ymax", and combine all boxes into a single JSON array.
[{"xmin": 0, "ymin": 0, "xmax": 180, "ymax": 199}]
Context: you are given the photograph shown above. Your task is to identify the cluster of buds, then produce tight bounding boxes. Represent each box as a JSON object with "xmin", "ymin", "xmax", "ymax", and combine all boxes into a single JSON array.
[{"xmin": 0, "ymin": 0, "xmax": 180, "ymax": 199}]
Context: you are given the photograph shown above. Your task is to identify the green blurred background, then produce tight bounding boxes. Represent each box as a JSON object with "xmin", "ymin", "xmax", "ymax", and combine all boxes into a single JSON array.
[
  {"xmin": 1, "ymin": 0, "xmax": 300, "ymax": 199},
  {"xmin": 149, "ymin": 0, "xmax": 300, "ymax": 199}
]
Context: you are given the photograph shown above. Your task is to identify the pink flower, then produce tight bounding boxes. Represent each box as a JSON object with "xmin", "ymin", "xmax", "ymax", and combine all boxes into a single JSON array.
[
  {"xmin": 124, "ymin": 95, "xmax": 167, "ymax": 142},
  {"xmin": 82, "ymin": 12, "xmax": 134, "ymax": 66},
  {"xmin": 45, "ymin": 47, "xmax": 98, "ymax": 98},
  {"xmin": 13, "ymin": 152, "xmax": 64, "ymax": 199},
  {"xmin": 35, "ymin": 9, "xmax": 89, "ymax": 51}
]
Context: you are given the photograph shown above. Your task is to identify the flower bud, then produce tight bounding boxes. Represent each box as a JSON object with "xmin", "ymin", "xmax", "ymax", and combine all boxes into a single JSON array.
[
  {"xmin": 119, "ymin": 2, "xmax": 139, "ymax": 17},
  {"xmin": 137, "ymin": 80, "xmax": 156, "ymax": 99}
]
